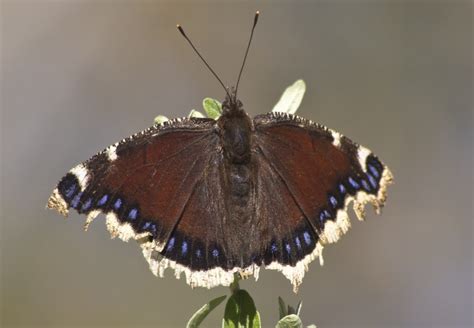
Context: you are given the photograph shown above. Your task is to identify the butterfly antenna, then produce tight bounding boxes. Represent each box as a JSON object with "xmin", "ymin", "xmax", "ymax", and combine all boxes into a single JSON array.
[
  {"xmin": 177, "ymin": 24, "xmax": 231, "ymax": 99},
  {"xmin": 234, "ymin": 11, "xmax": 260, "ymax": 98}
]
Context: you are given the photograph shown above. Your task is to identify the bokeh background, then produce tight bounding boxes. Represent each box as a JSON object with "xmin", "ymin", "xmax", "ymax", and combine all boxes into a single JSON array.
[{"xmin": 1, "ymin": 1, "xmax": 472, "ymax": 327}]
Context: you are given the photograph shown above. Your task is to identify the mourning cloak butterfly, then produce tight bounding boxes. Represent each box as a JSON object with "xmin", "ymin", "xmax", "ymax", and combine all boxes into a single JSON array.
[{"xmin": 47, "ymin": 12, "xmax": 393, "ymax": 292}]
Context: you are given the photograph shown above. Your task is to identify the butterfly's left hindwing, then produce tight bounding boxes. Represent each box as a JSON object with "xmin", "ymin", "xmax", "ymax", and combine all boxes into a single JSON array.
[{"xmin": 48, "ymin": 118, "xmax": 219, "ymax": 251}]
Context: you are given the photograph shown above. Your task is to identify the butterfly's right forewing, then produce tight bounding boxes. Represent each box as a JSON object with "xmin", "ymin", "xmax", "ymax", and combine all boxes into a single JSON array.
[{"xmin": 252, "ymin": 112, "xmax": 393, "ymax": 291}]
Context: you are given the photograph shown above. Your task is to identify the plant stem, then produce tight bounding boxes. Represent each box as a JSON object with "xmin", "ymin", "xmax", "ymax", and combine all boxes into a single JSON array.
[{"xmin": 229, "ymin": 273, "xmax": 241, "ymax": 294}]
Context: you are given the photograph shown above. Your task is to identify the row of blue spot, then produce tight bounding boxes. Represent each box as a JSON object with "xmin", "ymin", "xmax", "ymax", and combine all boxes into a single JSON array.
[
  {"xmin": 59, "ymin": 177, "xmax": 159, "ymax": 239},
  {"xmin": 317, "ymin": 162, "xmax": 383, "ymax": 226},
  {"xmin": 70, "ymin": 190, "xmax": 140, "ymax": 224},
  {"xmin": 165, "ymin": 235, "xmax": 221, "ymax": 259},
  {"xmin": 159, "ymin": 229, "xmax": 317, "ymax": 267},
  {"xmin": 270, "ymin": 229, "xmax": 314, "ymax": 256}
]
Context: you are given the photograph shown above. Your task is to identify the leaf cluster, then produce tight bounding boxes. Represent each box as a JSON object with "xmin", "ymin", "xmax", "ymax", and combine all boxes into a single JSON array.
[
  {"xmin": 186, "ymin": 277, "xmax": 316, "ymax": 328},
  {"xmin": 154, "ymin": 79, "xmax": 306, "ymax": 123}
]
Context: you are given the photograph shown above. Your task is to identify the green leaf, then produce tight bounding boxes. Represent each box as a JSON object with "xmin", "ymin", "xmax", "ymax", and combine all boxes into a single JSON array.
[
  {"xmin": 188, "ymin": 109, "xmax": 206, "ymax": 118},
  {"xmin": 153, "ymin": 115, "xmax": 169, "ymax": 125},
  {"xmin": 272, "ymin": 79, "xmax": 306, "ymax": 114},
  {"xmin": 203, "ymin": 97, "xmax": 223, "ymax": 119},
  {"xmin": 222, "ymin": 289, "xmax": 261, "ymax": 328},
  {"xmin": 278, "ymin": 297, "xmax": 287, "ymax": 319},
  {"xmin": 186, "ymin": 295, "xmax": 227, "ymax": 328},
  {"xmin": 275, "ymin": 314, "xmax": 303, "ymax": 328}
]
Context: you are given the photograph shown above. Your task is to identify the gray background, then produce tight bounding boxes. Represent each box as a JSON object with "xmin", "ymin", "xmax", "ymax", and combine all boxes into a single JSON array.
[{"xmin": 1, "ymin": 1, "xmax": 472, "ymax": 327}]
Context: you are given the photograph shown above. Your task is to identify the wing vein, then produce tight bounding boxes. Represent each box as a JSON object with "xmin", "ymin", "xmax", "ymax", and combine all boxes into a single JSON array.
[{"xmin": 256, "ymin": 144, "xmax": 320, "ymax": 233}]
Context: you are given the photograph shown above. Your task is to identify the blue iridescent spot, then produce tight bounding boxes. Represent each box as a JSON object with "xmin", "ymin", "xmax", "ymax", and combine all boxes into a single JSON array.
[
  {"xmin": 319, "ymin": 212, "xmax": 326, "ymax": 223},
  {"xmin": 303, "ymin": 231, "xmax": 311, "ymax": 245},
  {"xmin": 338, "ymin": 183, "xmax": 346, "ymax": 195},
  {"xmin": 361, "ymin": 179, "xmax": 371, "ymax": 192},
  {"xmin": 167, "ymin": 237, "xmax": 175, "ymax": 251},
  {"xmin": 81, "ymin": 198, "xmax": 92, "ymax": 211},
  {"xmin": 114, "ymin": 198, "xmax": 122, "ymax": 210},
  {"xmin": 348, "ymin": 176, "xmax": 360, "ymax": 189},
  {"xmin": 320, "ymin": 209, "xmax": 331, "ymax": 223},
  {"xmin": 97, "ymin": 194, "xmax": 108, "ymax": 206},
  {"xmin": 295, "ymin": 237, "xmax": 301, "ymax": 249},
  {"xmin": 271, "ymin": 242, "xmax": 278, "ymax": 254},
  {"xmin": 181, "ymin": 241, "xmax": 188, "ymax": 255},
  {"xmin": 368, "ymin": 164, "xmax": 380, "ymax": 178},
  {"xmin": 212, "ymin": 249, "xmax": 219, "ymax": 258},
  {"xmin": 142, "ymin": 221, "xmax": 151, "ymax": 230},
  {"xmin": 65, "ymin": 183, "xmax": 76, "ymax": 198},
  {"xmin": 71, "ymin": 192, "xmax": 82, "ymax": 209},
  {"xmin": 285, "ymin": 243, "xmax": 291, "ymax": 254},
  {"xmin": 368, "ymin": 173, "xmax": 378, "ymax": 189},
  {"xmin": 196, "ymin": 249, "xmax": 202, "ymax": 258},
  {"xmin": 329, "ymin": 195, "xmax": 338, "ymax": 208},
  {"xmin": 128, "ymin": 208, "xmax": 138, "ymax": 220},
  {"xmin": 148, "ymin": 223, "xmax": 157, "ymax": 236}
]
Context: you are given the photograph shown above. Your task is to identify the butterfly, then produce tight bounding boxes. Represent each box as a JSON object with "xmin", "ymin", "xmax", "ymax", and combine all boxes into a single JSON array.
[{"xmin": 47, "ymin": 12, "xmax": 393, "ymax": 292}]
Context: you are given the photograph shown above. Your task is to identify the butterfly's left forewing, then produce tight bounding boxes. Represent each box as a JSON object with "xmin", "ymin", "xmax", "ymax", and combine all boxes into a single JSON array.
[{"xmin": 48, "ymin": 118, "xmax": 219, "ymax": 252}]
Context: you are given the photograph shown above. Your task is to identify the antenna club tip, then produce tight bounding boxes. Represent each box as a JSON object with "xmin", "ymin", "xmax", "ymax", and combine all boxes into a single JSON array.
[
  {"xmin": 177, "ymin": 24, "xmax": 185, "ymax": 36},
  {"xmin": 254, "ymin": 11, "xmax": 260, "ymax": 25}
]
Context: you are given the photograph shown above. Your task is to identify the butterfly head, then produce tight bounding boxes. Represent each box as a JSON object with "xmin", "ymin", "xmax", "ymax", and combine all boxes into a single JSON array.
[{"xmin": 222, "ymin": 87, "xmax": 244, "ymax": 115}]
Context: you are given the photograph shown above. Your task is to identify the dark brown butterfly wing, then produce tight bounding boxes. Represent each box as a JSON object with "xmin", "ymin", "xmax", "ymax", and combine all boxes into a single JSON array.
[
  {"xmin": 143, "ymin": 150, "xmax": 235, "ymax": 288},
  {"xmin": 47, "ymin": 118, "xmax": 220, "ymax": 254},
  {"xmin": 253, "ymin": 151, "xmax": 322, "ymax": 289},
  {"xmin": 252, "ymin": 112, "xmax": 393, "ymax": 290},
  {"xmin": 145, "ymin": 144, "xmax": 321, "ymax": 289},
  {"xmin": 48, "ymin": 112, "xmax": 393, "ymax": 292}
]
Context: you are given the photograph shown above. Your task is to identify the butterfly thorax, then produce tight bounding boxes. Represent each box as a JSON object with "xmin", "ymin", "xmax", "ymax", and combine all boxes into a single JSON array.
[{"xmin": 218, "ymin": 93, "xmax": 253, "ymax": 165}]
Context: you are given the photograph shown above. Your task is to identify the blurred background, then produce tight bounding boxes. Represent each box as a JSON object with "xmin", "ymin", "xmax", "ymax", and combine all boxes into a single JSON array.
[{"xmin": 1, "ymin": 1, "xmax": 472, "ymax": 327}]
